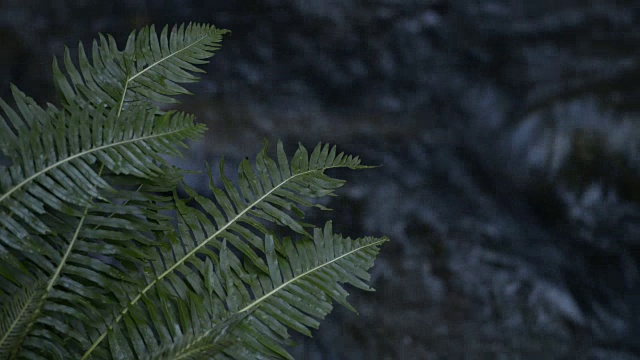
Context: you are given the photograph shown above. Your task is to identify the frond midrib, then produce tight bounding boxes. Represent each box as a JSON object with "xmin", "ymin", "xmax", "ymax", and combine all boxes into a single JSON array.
[
  {"xmin": 46, "ymin": 205, "xmax": 91, "ymax": 293},
  {"xmin": 80, "ymin": 164, "xmax": 345, "ymax": 359}
]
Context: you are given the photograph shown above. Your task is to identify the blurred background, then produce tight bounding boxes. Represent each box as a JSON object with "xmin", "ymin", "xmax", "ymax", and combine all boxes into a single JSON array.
[{"xmin": 2, "ymin": 0, "xmax": 640, "ymax": 358}]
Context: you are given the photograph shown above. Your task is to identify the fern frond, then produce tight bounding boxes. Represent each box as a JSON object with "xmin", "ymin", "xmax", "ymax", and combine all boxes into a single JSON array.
[
  {"xmin": 144, "ymin": 311, "xmax": 251, "ymax": 360},
  {"xmin": 0, "ymin": 277, "xmax": 47, "ymax": 359},
  {"xmin": 128, "ymin": 223, "xmax": 386, "ymax": 360},
  {"xmin": 79, "ymin": 142, "xmax": 380, "ymax": 359},
  {"xmin": 1, "ymin": 21, "xmax": 387, "ymax": 360},
  {"xmin": 222, "ymin": 224, "xmax": 385, "ymax": 360},
  {"xmin": 1, "ymin": 23, "xmax": 223, "ymax": 359},
  {"xmin": 10, "ymin": 173, "xmax": 184, "ymax": 359},
  {"xmin": 53, "ymin": 23, "xmax": 229, "ymax": 115},
  {"xmin": 0, "ymin": 86, "xmax": 54, "ymax": 158},
  {"xmin": 0, "ymin": 99, "xmax": 204, "ymax": 239}
]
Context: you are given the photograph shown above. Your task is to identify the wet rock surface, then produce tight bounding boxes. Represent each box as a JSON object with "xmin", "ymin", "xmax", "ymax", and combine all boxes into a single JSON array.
[{"xmin": 2, "ymin": 0, "xmax": 640, "ymax": 358}]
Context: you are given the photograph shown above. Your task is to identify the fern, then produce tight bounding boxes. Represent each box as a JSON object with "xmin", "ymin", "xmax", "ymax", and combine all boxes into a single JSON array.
[{"xmin": 0, "ymin": 22, "xmax": 388, "ymax": 359}]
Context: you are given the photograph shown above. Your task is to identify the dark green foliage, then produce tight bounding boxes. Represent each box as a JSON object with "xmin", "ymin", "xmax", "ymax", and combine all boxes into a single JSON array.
[{"xmin": 0, "ymin": 22, "xmax": 387, "ymax": 359}]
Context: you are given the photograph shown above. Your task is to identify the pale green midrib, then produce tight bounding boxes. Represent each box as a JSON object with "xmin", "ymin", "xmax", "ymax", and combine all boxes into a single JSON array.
[
  {"xmin": 240, "ymin": 237, "xmax": 387, "ymax": 313},
  {"xmin": 0, "ymin": 286, "xmax": 39, "ymax": 350},
  {"xmin": 81, "ymin": 164, "xmax": 347, "ymax": 359},
  {"xmin": 0, "ymin": 126, "xmax": 192, "ymax": 205},
  {"xmin": 116, "ymin": 31, "xmax": 211, "ymax": 117},
  {"xmin": 46, "ymin": 205, "xmax": 90, "ymax": 292}
]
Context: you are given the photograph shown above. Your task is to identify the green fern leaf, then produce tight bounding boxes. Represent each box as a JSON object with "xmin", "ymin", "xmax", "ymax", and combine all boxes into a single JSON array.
[
  {"xmin": 0, "ymin": 21, "xmax": 388, "ymax": 360},
  {"xmin": 0, "ymin": 98, "xmax": 204, "ymax": 240},
  {"xmin": 0, "ymin": 277, "xmax": 47, "ymax": 359},
  {"xmin": 147, "ymin": 223, "xmax": 386, "ymax": 360},
  {"xmin": 9, "ymin": 174, "xmax": 185, "ymax": 359},
  {"xmin": 53, "ymin": 23, "xmax": 229, "ymax": 115},
  {"xmin": 77, "ymin": 142, "xmax": 382, "ymax": 359}
]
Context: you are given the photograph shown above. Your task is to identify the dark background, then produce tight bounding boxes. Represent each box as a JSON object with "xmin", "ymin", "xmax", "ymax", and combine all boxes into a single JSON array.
[{"xmin": 2, "ymin": 0, "xmax": 640, "ymax": 358}]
